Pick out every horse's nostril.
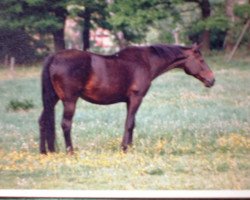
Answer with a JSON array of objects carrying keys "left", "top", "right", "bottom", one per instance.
[
  {"left": 210, "top": 78, "right": 215, "bottom": 86},
  {"left": 206, "top": 78, "right": 215, "bottom": 87},
  {"left": 204, "top": 78, "right": 215, "bottom": 87}
]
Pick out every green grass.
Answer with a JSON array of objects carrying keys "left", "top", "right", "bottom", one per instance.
[{"left": 0, "top": 55, "right": 249, "bottom": 189}]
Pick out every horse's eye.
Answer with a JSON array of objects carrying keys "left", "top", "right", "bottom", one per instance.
[{"left": 194, "top": 49, "right": 199, "bottom": 54}]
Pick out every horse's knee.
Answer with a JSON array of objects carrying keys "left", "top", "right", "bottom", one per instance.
[
  {"left": 127, "top": 120, "right": 135, "bottom": 133},
  {"left": 61, "top": 119, "right": 71, "bottom": 133}
]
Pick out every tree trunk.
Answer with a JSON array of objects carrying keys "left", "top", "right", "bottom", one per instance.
[
  {"left": 53, "top": 28, "right": 65, "bottom": 52},
  {"left": 248, "top": 27, "right": 250, "bottom": 50},
  {"left": 115, "top": 31, "right": 128, "bottom": 49},
  {"left": 52, "top": 7, "right": 67, "bottom": 52},
  {"left": 82, "top": 8, "right": 91, "bottom": 51},
  {"left": 248, "top": 0, "right": 250, "bottom": 50},
  {"left": 227, "top": 19, "right": 250, "bottom": 61},
  {"left": 199, "top": 0, "right": 211, "bottom": 52},
  {"left": 224, "top": 0, "right": 236, "bottom": 52},
  {"left": 201, "top": 30, "right": 210, "bottom": 52}
]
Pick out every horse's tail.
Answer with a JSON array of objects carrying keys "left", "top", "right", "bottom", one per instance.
[
  {"left": 39, "top": 55, "right": 58, "bottom": 154},
  {"left": 41, "top": 55, "right": 58, "bottom": 110}
]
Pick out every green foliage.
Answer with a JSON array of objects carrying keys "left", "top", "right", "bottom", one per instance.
[
  {"left": 7, "top": 99, "right": 34, "bottom": 111},
  {"left": 230, "top": 4, "right": 250, "bottom": 49},
  {"left": 0, "top": 0, "right": 249, "bottom": 60},
  {"left": 0, "top": 0, "right": 69, "bottom": 63},
  {"left": 205, "top": 15, "right": 229, "bottom": 31},
  {"left": 191, "top": 15, "right": 229, "bottom": 33},
  {"left": 107, "top": 0, "right": 180, "bottom": 43},
  {"left": 22, "top": 0, "right": 68, "bottom": 34},
  {"left": 145, "top": 168, "right": 164, "bottom": 176},
  {"left": 234, "top": 4, "right": 250, "bottom": 20},
  {"left": 187, "top": 2, "right": 229, "bottom": 50},
  {"left": 0, "top": 0, "right": 68, "bottom": 32}
]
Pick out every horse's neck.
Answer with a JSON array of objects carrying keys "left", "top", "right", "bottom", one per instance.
[{"left": 150, "top": 55, "right": 186, "bottom": 80}]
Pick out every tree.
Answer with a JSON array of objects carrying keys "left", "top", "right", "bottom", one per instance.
[
  {"left": 227, "top": 1, "right": 250, "bottom": 60},
  {"left": 71, "top": 0, "right": 110, "bottom": 50},
  {"left": 0, "top": 28, "right": 36, "bottom": 65},
  {"left": 0, "top": 0, "right": 37, "bottom": 64},
  {"left": 24, "top": 0, "right": 69, "bottom": 51},
  {"left": 198, "top": 0, "right": 211, "bottom": 51},
  {"left": 185, "top": 0, "right": 229, "bottom": 51},
  {"left": 224, "top": 0, "right": 236, "bottom": 52},
  {"left": 224, "top": 0, "right": 250, "bottom": 53},
  {"left": 107, "top": 0, "right": 180, "bottom": 48},
  {"left": 0, "top": 0, "right": 69, "bottom": 53},
  {"left": 186, "top": 0, "right": 211, "bottom": 51}
]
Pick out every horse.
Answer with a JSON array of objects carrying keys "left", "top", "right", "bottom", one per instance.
[{"left": 38, "top": 43, "right": 215, "bottom": 154}]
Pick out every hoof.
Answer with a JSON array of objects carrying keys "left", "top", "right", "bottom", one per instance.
[
  {"left": 40, "top": 151, "right": 47, "bottom": 155},
  {"left": 66, "top": 147, "right": 74, "bottom": 155},
  {"left": 122, "top": 146, "right": 128, "bottom": 153},
  {"left": 121, "top": 143, "right": 133, "bottom": 153},
  {"left": 121, "top": 142, "right": 128, "bottom": 152}
]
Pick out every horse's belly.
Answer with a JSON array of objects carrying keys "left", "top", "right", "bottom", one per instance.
[{"left": 81, "top": 87, "right": 127, "bottom": 105}]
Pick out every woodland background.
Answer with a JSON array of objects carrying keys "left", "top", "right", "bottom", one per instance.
[{"left": 0, "top": 0, "right": 250, "bottom": 66}]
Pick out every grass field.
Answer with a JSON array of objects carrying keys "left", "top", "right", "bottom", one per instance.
[{"left": 0, "top": 55, "right": 249, "bottom": 189}]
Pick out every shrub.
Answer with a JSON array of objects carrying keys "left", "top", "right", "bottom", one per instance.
[{"left": 7, "top": 99, "right": 34, "bottom": 111}]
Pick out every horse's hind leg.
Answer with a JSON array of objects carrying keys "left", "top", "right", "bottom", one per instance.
[
  {"left": 39, "top": 111, "right": 47, "bottom": 154},
  {"left": 39, "top": 97, "right": 58, "bottom": 154},
  {"left": 61, "top": 99, "right": 77, "bottom": 154}
]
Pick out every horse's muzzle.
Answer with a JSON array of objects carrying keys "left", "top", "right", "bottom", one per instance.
[{"left": 204, "top": 78, "right": 215, "bottom": 88}]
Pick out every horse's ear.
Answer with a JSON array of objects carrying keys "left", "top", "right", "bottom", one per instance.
[
  {"left": 192, "top": 42, "right": 202, "bottom": 51},
  {"left": 192, "top": 43, "right": 198, "bottom": 48}
]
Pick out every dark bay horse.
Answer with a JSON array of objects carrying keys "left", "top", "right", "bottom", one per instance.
[{"left": 39, "top": 43, "right": 215, "bottom": 154}]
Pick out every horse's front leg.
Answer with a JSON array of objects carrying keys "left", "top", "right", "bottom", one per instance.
[
  {"left": 61, "top": 99, "right": 77, "bottom": 154},
  {"left": 122, "top": 93, "right": 143, "bottom": 152}
]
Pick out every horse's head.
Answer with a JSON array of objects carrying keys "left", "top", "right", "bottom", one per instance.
[{"left": 182, "top": 43, "right": 215, "bottom": 88}]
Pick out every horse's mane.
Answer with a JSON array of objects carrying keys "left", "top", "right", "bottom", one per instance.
[
  {"left": 150, "top": 44, "right": 189, "bottom": 61},
  {"left": 105, "top": 44, "right": 190, "bottom": 61}
]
